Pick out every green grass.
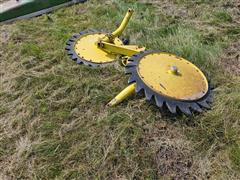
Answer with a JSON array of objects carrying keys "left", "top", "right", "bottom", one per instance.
[
  {"left": 0, "top": 0, "right": 240, "bottom": 179},
  {"left": 230, "top": 143, "right": 240, "bottom": 170}
]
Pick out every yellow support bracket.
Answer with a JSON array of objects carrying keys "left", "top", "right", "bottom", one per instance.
[
  {"left": 98, "top": 8, "right": 145, "bottom": 57},
  {"left": 99, "top": 41, "right": 145, "bottom": 57}
]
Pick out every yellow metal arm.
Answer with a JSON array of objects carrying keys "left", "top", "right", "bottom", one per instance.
[
  {"left": 99, "top": 41, "right": 145, "bottom": 57},
  {"left": 102, "top": 8, "right": 134, "bottom": 42},
  {"left": 107, "top": 83, "right": 136, "bottom": 106},
  {"left": 98, "top": 9, "right": 145, "bottom": 57},
  {"left": 99, "top": 9, "right": 139, "bottom": 106}
]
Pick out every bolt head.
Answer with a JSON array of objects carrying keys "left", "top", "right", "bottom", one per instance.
[{"left": 170, "top": 65, "right": 179, "bottom": 75}]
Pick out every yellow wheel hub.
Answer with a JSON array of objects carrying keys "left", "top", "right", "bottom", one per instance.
[
  {"left": 137, "top": 52, "right": 208, "bottom": 101},
  {"left": 74, "top": 32, "right": 123, "bottom": 64}
]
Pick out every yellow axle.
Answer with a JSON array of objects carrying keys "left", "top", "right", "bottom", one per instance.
[{"left": 107, "top": 83, "right": 136, "bottom": 106}]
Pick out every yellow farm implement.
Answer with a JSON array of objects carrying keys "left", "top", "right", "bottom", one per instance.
[{"left": 66, "top": 9, "right": 212, "bottom": 115}]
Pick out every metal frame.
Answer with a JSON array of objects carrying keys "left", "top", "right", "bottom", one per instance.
[{"left": 0, "top": 0, "right": 87, "bottom": 23}]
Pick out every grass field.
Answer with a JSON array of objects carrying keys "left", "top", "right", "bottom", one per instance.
[{"left": 0, "top": 0, "right": 240, "bottom": 179}]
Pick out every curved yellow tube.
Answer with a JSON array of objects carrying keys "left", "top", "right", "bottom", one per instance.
[
  {"left": 111, "top": 8, "right": 134, "bottom": 39},
  {"left": 101, "top": 8, "right": 134, "bottom": 42}
]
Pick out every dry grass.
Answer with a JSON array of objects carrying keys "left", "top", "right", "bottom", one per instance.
[
  {"left": 0, "top": 0, "right": 240, "bottom": 179},
  {"left": 220, "top": 40, "right": 240, "bottom": 76}
]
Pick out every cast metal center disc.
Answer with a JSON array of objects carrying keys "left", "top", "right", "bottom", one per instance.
[
  {"left": 137, "top": 52, "right": 209, "bottom": 101},
  {"left": 74, "top": 33, "right": 123, "bottom": 64}
]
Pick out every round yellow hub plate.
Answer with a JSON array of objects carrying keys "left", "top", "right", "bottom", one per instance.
[
  {"left": 137, "top": 52, "right": 209, "bottom": 101},
  {"left": 74, "top": 33, "right": 123, "bottom": 64}
]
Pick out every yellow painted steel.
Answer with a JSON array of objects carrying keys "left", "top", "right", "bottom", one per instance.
[
  {"left": 73, "top": 8, "right": 210, "bottom": 107},
  {"left": 107, "top": 83, "right": 136, "bottom": 106},
  {"left": 111, "top": 9, "right": 134, "bottom": 39},
  {"left": 100, "top": 41, "right": 145, "bottom": 57},
  {"left": 101, "top": 8, "right": 134, "bottom": 42},
  {"left": 74, "top": 33, "right": 123, "bottom": 63},
  {"left": 137, "top": 53, "right": 209, "bottom": 101}
]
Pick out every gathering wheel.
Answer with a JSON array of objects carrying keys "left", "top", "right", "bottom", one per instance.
[
  {"left": 126, "top": 50, "right": 213, "bottom": 115},
  {"left": 65, "top": 29, "right": 123, "bottom": 67}
]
